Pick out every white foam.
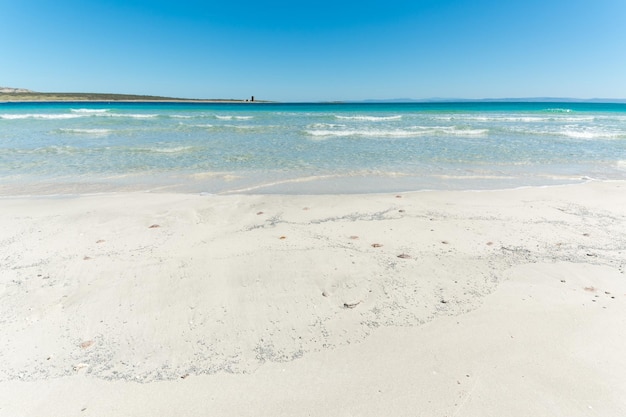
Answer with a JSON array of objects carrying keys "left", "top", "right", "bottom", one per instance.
[
  {"left": 436, "top": 115, "right": 595, "bottom": 123},
  {"left": 335, "top": 115, "right": 402, "bottom": 121},
  {"left": 70, "top": 108, "right": 110, "bottom": 113},
  {"left": 557, "top": 116, "right": 595, "bottom": 122},
  {"left": 135, "top": 146, "right": 194, "bottom": 153},
  {"left": 223, "top": 125, "right": 257, "bottom": 129},
  {"left": 215, "top": 115, "right": 253, "bottom": 120},
  {"left": 0, "top": 113, "right": 87, "bottom": 120},
  {"left": 104, "top": 113, "right": 158, "bottom": 119},
  {"left": 495, "top": 116, "right": 546, "bottom": 122},
  {"left": 559, "top": 129, "right": 622, "bottom": 139},
  {"left": 305, "top": 127, "right": 488, "bottom": 138},
  {"left": 597, "top": 115, "right": 626, "bottom": 122},
  {"left": 544, "top": 108, "right": 572, "bottom": 113},
  {"left": 308, "top": 123, "right": 346, "bottom": 128},
  {"left": 443, "top": 127, "right": 489, "bottom": 136},
  {"left": 58, "top": 128, "right": 113, "bottom": 135},
  {"left": 0, "top": 111, "right": 158, "bottom": 120}
]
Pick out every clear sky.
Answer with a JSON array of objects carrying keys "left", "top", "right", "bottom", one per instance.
[{"left": 2, "top": 0, "right": 625, "bottom": 102}]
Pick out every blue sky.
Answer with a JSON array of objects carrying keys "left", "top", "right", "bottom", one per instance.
[{"left": 2, "top": 0, "right": 625, "bottom": 101}]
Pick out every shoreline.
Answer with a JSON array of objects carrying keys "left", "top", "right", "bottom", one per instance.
[
  {"left": 1, "top": 181, "right": 625, "bottom": 415},
  {"left": 0, "top": 177, "right": 595, "bottom": 199},
  {"left": 0, "top": 171, "right": 600, "bottom": 199}
]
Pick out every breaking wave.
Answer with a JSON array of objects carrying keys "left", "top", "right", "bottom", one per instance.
[
  {"left": 57, "top": 128, "right": 113, "bottom": 135},
  {"left": 543, "top": 108, "right": 573, "bottom": 113},
  {"left": 0, "top": 112, "right": 157, "bottom": 120},
  {"left": 215, "top": 115, "right": 254, "bottom": 120},
  {"left": 0, "top": 113, "right": 87, "bottom": 120},
  {"left": 104, "top": 113, "right": 158, "bottom": 119},
  {"left": 334, "top": 115, "right": 402, "bottom": 121},
  {"left": 70, "top": 108, "right": 110, "bottom": 114},
  {"left": 306, "top": 126, "right": 488, "bottom": 138},
  {"left": 434, "top": 115, "right": 596, "bottom": 123},
  {"left": 558, "top": 129, "right": 623, "bottom": 139},
  {"left": 132, "top": 146, "right": 195, "bottom": 154}
]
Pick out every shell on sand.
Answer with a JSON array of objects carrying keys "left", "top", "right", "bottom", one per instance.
[{"left": 79, "top": 340, "right": 94, "bottom": 349}]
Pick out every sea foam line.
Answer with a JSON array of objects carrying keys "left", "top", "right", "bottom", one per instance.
[
  {"left": 0, "top": 112, "right": 158, "bottom": 120},
  {"left": 308, "top": 123, "right": 346, "bottom": 128},
  {"left": 0, "top": 113, "right": 88, "bottom": 120},
  {"left": 102, "top": 113, "right": 158, "bottom": 119},
  {"left": 434, "top": 115, "right": 596, "bottom": 123},
  {"left": 305, "top": 127, "right": 488, "bottom": 138},
  {"left": 132, "top": 146, "right": 195, "bottom": 154},
  {"left": 558, "top": 129, "right": 624, "bottom": 139},
  {"left": 70, "top": 108, "right": 110, "bottom": 113},
  {"left": 215, "top": 115, "right": 254, "bottom": 120},
  {"left": 543, "top": 108, "right": 573, "bottom": 113},
  {"left": 58, "top": 128, "right": 113, "bottom": 135},
  {"left": 335, "top": 115, "right": 402, "bottom": 121}
]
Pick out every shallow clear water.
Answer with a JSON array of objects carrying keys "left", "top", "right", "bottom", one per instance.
[{"left": 1, "top": 101, "right": 626, "bottom": 194}]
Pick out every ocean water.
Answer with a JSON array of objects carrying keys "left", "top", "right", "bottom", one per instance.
[{"left": 1, "top": 101, "right": 626, "bottom": 195}]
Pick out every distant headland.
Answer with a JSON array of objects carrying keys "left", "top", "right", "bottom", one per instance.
[{"left": 0, "top": 87, "right": 263, "bottom": 103}]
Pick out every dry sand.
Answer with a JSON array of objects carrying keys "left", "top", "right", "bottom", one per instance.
[{"left": 1, "top": 181, "right": 625, "bottom": 416}]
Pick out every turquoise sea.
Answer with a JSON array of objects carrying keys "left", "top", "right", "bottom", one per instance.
[{"left": 1, "top": 101, "right": 626, "bottom": 195}]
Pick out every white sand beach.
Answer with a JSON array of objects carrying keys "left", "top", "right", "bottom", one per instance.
[{"left": 1, "top": 181, "right": 625, "bottom": 416}]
